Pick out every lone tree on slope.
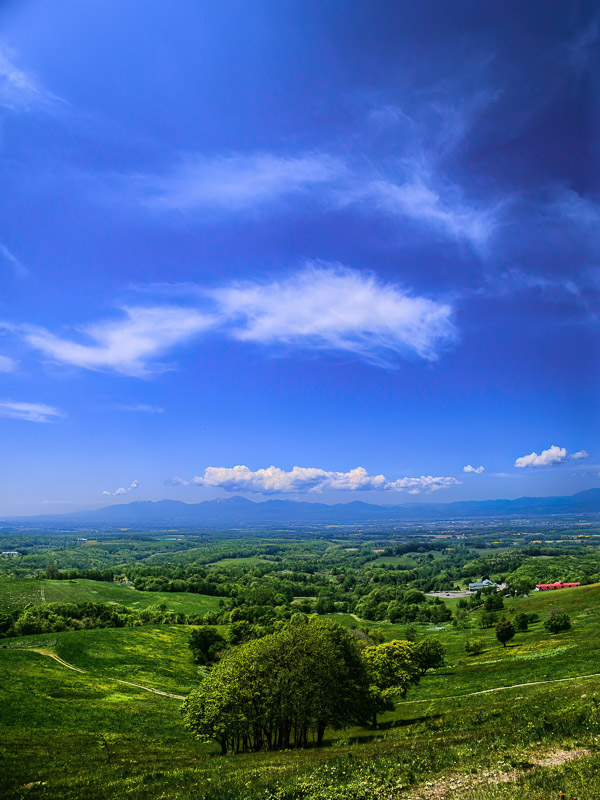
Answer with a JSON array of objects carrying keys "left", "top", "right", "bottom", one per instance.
[{"left": 495, "top": 619, "right": 515, "bottom": 647}]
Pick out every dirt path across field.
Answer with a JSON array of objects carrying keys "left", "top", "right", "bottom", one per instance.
[
  {"left": 409, "top": 747, "right": 591, "bottom": 799},
  {"left": 32, "top": 649, "right": 86, "bottom": 673},
  {"left": 111, "top": 679, "right": 185, "bottom": 700},
  {"left": 399, "top": 670, "right": 600, "bottom": 705},
  {"left": 30, "top": 648, "right": 185, "bottom": 700}
]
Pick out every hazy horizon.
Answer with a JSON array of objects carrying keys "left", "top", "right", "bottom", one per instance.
[{"left": 2, "top": 485, "right": 599, "bottom": 521}]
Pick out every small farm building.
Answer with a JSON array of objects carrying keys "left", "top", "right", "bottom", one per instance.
[
  {"left": 468, "top": 579, "right": 498, "bottom": 591},
  {"left": 535, "top": 581, "right": 580, "bottom": 591}
]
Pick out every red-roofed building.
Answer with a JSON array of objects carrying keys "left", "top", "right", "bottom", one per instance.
[{"left": 535, "top": 581, "right": 580, "bottom": 591}]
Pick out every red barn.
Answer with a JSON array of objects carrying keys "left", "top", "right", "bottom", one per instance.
[{"left": 535, "top": 581, "right": 580, "bottom": 591}]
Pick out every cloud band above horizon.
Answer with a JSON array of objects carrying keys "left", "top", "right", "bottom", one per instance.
[{"left": 169, "top": 465, "right": 461, "bottom": 495}]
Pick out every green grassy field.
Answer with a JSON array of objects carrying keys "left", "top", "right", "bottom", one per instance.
[
  {"left": 0, "top": 578, "right": 222, "bottom": 615},
  {"left": 365, "top": 556, "right": 417, "bottom": 567},
  {"left": 207, "top": 557, "right": 273, "bottom": 567},
  {"left": 2, "top": 584, "right": 600, "bottom": 799},
  {"left": 359, "top": 583, "right": 600, "bottom": 700}
]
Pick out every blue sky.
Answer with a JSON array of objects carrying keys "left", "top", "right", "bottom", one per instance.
[{"left": 0, "top": 0, "right": 598, "bottom": 514}]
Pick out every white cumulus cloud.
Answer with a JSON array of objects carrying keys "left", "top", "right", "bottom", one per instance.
[
  {"left": 514, "top": 446, "right": 590, "bottom": 468},
  {"left": 514, "top": 445, "right": 569, "bottom": 468},
  {"left": 463, "top": 464, "right": 485, "bottom": 473},
  {"left": 211, "top": 264, "right": 456, "bottom": 366},
  {"left": 0, "top": 399, "right": 64, "bottom": 423},
  {"left": 169, "top": 465, "right": 460, "bottom": 495},
  {"left": 103, "top": 480, "right": 139, "bottom": 497},
  {"left": 384, "top": 475, "right": 462, "bottom": 494}
]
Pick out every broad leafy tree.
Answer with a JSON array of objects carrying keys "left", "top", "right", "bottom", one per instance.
[
  {"left": 182, "top": 619, "right": 370, "bottom": 753},
  {"left": 544, "top": 609, "right": 571, "bottom": 633},
  {"left": 514, "top": 612, "right": 529, "bottom": 632},
  {"left": 188, "top": 626, "right": 226, "bottom": 665},
  {"left": 362, "top": 640, "right": 420, "bottom": 726},
  {"left": 413, "top": 638, "right": 445, "bottom": 675},
  {"left": 465, "top": 637, "right": 484, "bottom": 655},
  {"left": 495, "top": 619, "right": 515, "bottom": 647}
]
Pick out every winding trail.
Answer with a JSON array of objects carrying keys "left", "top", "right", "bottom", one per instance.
[
  {"left": 30, "top": 648, "right": 185, "bottom": 700},
  {"left": 26, "top": 648, "right": 600, "bottom": 708},
  {"left": 32, "top": 649, "right": 85, "bottom": 673},
  {"left": 398, "top": 670, "right": 600, "bottom": 705},
  {"left": 111, "top": 679, "right": 184, "bottom": 700}
]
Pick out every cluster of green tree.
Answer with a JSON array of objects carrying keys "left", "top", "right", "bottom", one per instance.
[
  {"left": 42, "top": 565, "right": 115, "bottom": 582},
  {"left": 354, "top": 588, "right": 453, "bottom": 623},
  {"left": 0, "top": 601, "right": 192, "bottom": 638},
  {"left": 182, "top": 618, "right": 444, "bottom": 754},
  {"left": 459, "top": 551, "right": 527, "bottom": 584},
  {"left": 464, "top": 608, "right": 571, "bottom": 656},
  {"left": 544, "top": 608, "right": 572, "bottom": 633},
  {"left": 495, "top": 609, "right": 571, "bottom": 646},
  {"left": 2, "top": 532, "right": 597, "bottom": 636},
  {"left": 505, "top": 552, "right": 600, "bottom": 588}
]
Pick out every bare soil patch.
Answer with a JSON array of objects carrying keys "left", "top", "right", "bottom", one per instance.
[{"left": 408, "top": 748, "right": 591, "bottom": 799}]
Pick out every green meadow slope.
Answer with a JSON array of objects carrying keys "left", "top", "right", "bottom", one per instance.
[
  {"left": 1, "top": 585, "right": 600, "bottom": 799},
  {"left": 0, "top": 578, "right": 221, "bottom": 615}
]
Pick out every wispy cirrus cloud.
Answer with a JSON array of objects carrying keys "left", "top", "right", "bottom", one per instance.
[
  {"left": 0, "top": 244, "right": 28, "bottom": 279},
  {"left": 514, "top": 445, "right": 589, "bottom": 468},
  {"left": 138, "top": 152, "right": 343, "bottom": 213},
  {"left": 484, "top": 268, "right": 580, "bottom": 298},
  {"left": 211, "top": 264, "right": 456, "bottom": 366},
  {"left": 553, "top": 190, "right": 600, "bottom": 243},
  {"left": 125, "top": 122, "right": 499, "bottom": 250},
  {"left": 102, "top": 479, "right": 139, "bottom": 497},
  {"left": 566, "top": 14, "right": 599, "bottom": 73},
  {"left": 21, "top": 306, "right": 216, "bottom": 377},
  {"left": 13, "top": 264, "right": 456, "bottom": 373},
  {"left": 351, "top": 177, "right": 495, "bottom": 250},
  {"left": 0, "top": 355, "right": 17, "bottom": 372},
  {"left": 104, "top": 403, "right": 165, "bottom": 414},
  {"left": 0, "top": 399, "right": 64, "bottom": 423},
  {"left": 0, "top": 46, "right": 63, "bottom": 111},
  {"left": 169, "top": 465, "right": 461, "bottom": 495}
]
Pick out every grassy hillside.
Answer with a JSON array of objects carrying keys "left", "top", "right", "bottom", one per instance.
[
  {"left": 50, "top": 625, "right": 201, "bottom": 695},
  {"left": 0, "top": 578, "right": 221, "bottom": 615},
  {"left": 2, "top": 584, "right": 600, "bottom": 799},
  {"left": 324, "top": 583, "right": 600, "bottom": 699}
]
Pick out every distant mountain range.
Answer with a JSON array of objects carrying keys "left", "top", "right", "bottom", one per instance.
[{"left": 2, "top": 488, "right": 599, "bottom": 528}]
